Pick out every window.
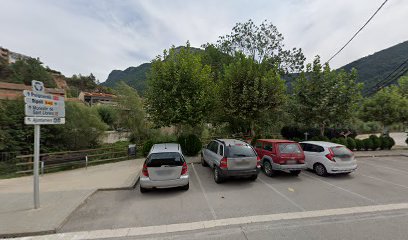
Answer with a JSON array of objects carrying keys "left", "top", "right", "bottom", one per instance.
[
  {"left": 208, "top": 141, "right": 219, "bottom": 153},
  {"left": 278, "top": 143, "right": 302, "bottom": 154},
  {"left": 263, "top": 143, "right": 273, "bottom": 151},
  {"left": 300, "top": 143, "right": 324, "bottom": 152},
  {"left": 219, "top": 145, "right": 224, "bottom": 156},
  {"left": 146, "top": 152, "right": 184, "bottom": 167},
  {"left": 331, "top": 146, "right": 352, "bottom": 157},
  {"left": 226, "top": 145, "right": 257, "bottom": 157},
  {"left": 255, "top": 141, "right": 263, "bottom": 149}
]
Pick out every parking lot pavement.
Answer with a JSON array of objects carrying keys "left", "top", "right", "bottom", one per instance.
[{"left": 60, "top": 156, "right": 408, "bottom": 235}]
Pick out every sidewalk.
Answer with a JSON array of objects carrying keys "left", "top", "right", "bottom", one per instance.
[
  {"left": 354, "top": 149, "right": 407, "bottom": 158},
  {"left": 0, "top": 159, "right": 144, "bottom": 238}
]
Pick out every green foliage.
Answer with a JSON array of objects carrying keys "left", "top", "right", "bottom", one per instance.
[
  {"left": 405, "top": 137, "right": 408, "bottom": 145},
  {"left": 379, "top": 136, "right": 389, "bottom": 150},
  {"left": 219, "top": 53, "right": 286, "bottom": 133},
  {"left": 398, "top": 75, "right": 408, "bottom": 97},
  {"left": 96, "top": 105, "right": 119, "bottom": 130},
  {"left": 330, "top": 138, "right": 339, "bottom": 144},
  {"left": 369, "top": 135, "right": 380, "bottom": 150},
  {"left": 355, "top": 139, "right": 363, "bottom": 151},
  {"left": 292, "top": 137, "right": 302, "bottom": 142},
  {"left": 310, "top": 136, "right": 329, "bottom": 141},
  {"left": 337, "top": 138, "right": 348, "bottom": 146},
  {"left": 65, "top": 73, "right": 109, "bottom": 97},
  {"left": 115, "top": 82, "right": 147, "bottom": 142},
  {"left": 362, "top": 138, "right": 373, "bottom": 151},
  {"left": 385, "top": 136, "right": 395, "bottom": 149},
  {"left": 360, "top": 86, "right": 408, "bottom": 128},
  {"left": 8, "top": 58, "right": 55, "bottom": 87},
  {"left": 346, "top": 138, "right": 356, "bottom": 150},
  {"left": 355, "top": 120, "right": 382, "bottom": 134},
  {"left": 142, "top": 133, "right": 178, "bottom": 156},
  {"left": 146, "top": 43, "right": 215, "bottom": 129},
  {"left": 215, "top": 19, "right": 305, "bottom": 74},
  {"left": 200, "top": 44, "right": 234, "bottom": 82},
  {"left": 292, "top": 56, "right": 362, "bottom": 136},
  {"left": 177, "top": 134, "right": 202, "bottom": 156}
]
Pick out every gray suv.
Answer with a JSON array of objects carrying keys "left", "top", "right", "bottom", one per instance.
[
  {"left": 140, "top": 143, "right": 189, "bottom": 193},
  {"left": 201, "top": 139, "right": 260, "bottom": 183}
]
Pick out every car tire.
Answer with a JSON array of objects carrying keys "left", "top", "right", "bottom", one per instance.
[
  {"left": 249, "top": 174, "right": 258, "bottom": 181},
  {"left": 201, "top": 154, "right": 208, "bottom": 167},
  {"left": 140, "top": 186, "right": 149, "bottom": 193},
  {"left": 181, "top": 183, "right": 189, "bottom": 190},
  {"left": 314, "top": 163, "right": 327, "bottom": 176},
  {"left": 290, "top": 170, "right": 301, "bottom": 176},
  {"left": 263, "top": 161, "right": 276, "bottom": 177},
  {"left": 214, "top": 167, "right": 224, "bottom": 184}
]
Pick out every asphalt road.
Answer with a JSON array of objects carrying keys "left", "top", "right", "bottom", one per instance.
[{"left": 60, "top": 156, "right": 408, "bottom": 239}]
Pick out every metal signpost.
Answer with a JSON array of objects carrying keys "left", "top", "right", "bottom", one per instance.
[{"left": 24, "top": 80, "right": 65, "bottom": 209}]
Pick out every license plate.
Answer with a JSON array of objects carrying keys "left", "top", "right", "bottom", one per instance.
[{"left": 287, "top": 160, "right": 296, "bottom": 164}]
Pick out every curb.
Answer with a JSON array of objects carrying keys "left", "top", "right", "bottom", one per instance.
[
  {"left": 355, "top": 154, "right": 408, "bottom": 158},
  {"left": 0, "top": 174, "right": 141, "bottom": 239}
]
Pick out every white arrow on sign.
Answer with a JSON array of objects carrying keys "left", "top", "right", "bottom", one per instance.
[
  {"left": 23, "top": 90, "right": 65, "bottom": 102},
  {"left": 25, "top": 104, "right": 65, "bottom": 117},
  {"left": 24, "top": 97, "right": 65, "bottom": 107},
  {"left": 25, "top": 117, "right": 65, "bottom": 125}
]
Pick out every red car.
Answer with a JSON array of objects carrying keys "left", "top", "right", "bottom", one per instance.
[{"left": 254, "top": 139, "right": 306, "bottom": 176}]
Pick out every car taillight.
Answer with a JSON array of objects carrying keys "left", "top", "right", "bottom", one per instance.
[
  {"left": 256, "top": 156, "right": 261, "bottom": 168},
  {"left": 220, "top": 157, "right": 228, "bottom": 169},
  {"left": 181, "top": 162, "right": 188, "bottom": 175},
  {"left": 326, "top": 148, "right": 335, "bottom": 162},
  {"left": 142, "top": 163, "right": 149, "bottom": 177}
]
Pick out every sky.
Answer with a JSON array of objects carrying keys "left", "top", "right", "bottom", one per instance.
[{"left": 1, "top": 0, "right": 408, "bottom": 82}]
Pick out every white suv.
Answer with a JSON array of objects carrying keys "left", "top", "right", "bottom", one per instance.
[
  {"left": 139, "top": 143, "right": 189, "bottom": 193},
  {"left": 300, "top": 141, "right": 357, "bottom": 176}
]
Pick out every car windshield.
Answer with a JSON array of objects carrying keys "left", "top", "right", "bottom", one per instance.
[
  {"left": 278, "top": 143, "right": 302, "bottom": 154},
  {"left": 147, "top": 152, "right": 184, "bottom": 167},
  {"left": 226, "top": 145, "right": 256, "bottom": 158},
  {"left": 331, "top": 146, "right": 353, "bottom": 157}
]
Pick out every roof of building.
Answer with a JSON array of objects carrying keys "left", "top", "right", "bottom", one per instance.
[
  {"left": 149, "top": 143, "right": 182, "bottom": 154},
  {"left": 300, "top": 141, "right": 343, "bottom": 147},
  {"left": 81, "top": 92, "right": 116, "bottom": 98}
]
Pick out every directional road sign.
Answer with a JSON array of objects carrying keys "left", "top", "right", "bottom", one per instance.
[
  {"left": 25, "top": 104, "right": 65, "bottom": 117},
  {"left": 24, "top": 97, "right": 65, "bottom": 107},
  {"left": 25, "top": 117, "right": 65, "bottom": 125},
  {"left": 23, "top": 90, "right": 65, "bottom": 101}
]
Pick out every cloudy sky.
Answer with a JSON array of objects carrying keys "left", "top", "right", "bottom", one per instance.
[{"left": 1, "top": 0, "right": 407, "bottom": 82}]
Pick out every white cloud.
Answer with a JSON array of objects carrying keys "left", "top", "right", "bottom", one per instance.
[{"left": 1, "top": 0, "right": 407, "bottom": 82}]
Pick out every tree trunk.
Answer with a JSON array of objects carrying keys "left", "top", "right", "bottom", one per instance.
[{"left": 320, "top": 123, "right": 325, "bottom": 137}]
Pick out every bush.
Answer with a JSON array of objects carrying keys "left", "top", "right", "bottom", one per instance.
[
  {"left": 292, "top": 137, "right": 302, "bottom": 142},
  {"left": 369, "top": 135, "right": 380, "bottom": 150},
  {"left": 178, "top": 134, "right": 202, "bottom": 156},
  {"left": 406, "top": 137, "right": 408, "bottom": 145},
  {"left": 330, "top": 138, "right": 338, "bottom": 144},
  {"left": 346, "top": 138, "right": 356, "bottom": 150},
  {"left": 379, "top": 136, "right": 388, "bottom": 150},
  {"left": 382, "top": 136, "right": 395, "bottom": 150},
  {"left": 362, "top": 138, "right": 373, "bottom": 151},
  {"left": 337, "top": 138, "right": 347, "bottom": 146},
  {"left": 355, "top": 139, "right": 363, "bottom": 151}
]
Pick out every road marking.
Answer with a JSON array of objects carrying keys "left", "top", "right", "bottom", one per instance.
[
  {"left": 20, "top": 203, "right": 408, "bottom": 240},
  {"left": 301, "top": 172, "right": 376, "bottom": 203},
  {"left": 258, "top": 178, "right": 305, "bottom": 211},
  {"left": 359, "top": 173, "right": 408, "bottom": 190},
  {"left": 191, "top": 163, "right": 217, "bottom": 220},
  {"left": 359, "top": 161, "right": 408, "bottom": 175},
  {"left": 288, "top": 187, "right": 294, "bottom": 192}
]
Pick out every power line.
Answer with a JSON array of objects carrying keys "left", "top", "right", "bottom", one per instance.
[{"left": 326, "top": 0, "right": 389, "bottom": 63}]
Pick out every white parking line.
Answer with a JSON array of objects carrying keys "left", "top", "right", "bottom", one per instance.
[
  {"left": 359, "top": 161, "right": 408, "bottom": 175},
  {"left": 359, "top": 173, "right": 408, "bottom": 190},
  {"left": 258, "top": 178, "right": 305, "bottom": 211},
  {"left": 301, "top": 172, "right": 376, "bottom": 203},
  {"left": 19, "top": 203, "right": 408, "bottom": 240},
  {"left": 191, "top": 163, "right": 217, "bottom": 220}
]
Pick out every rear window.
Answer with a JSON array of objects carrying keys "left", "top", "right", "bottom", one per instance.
[
  {"left": 146, "top": 152, "right": 184, "bottom": 167},
  {"left": 226, "top": 145, "right": 257, "bottom": 158},
  {"left": 278, "top": 143, "right": 302, "bottom": 154},
  {"left": 331, "top": 146, "right": 352, "bottom": 157}
]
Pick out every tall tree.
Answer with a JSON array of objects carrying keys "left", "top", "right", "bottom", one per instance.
[
  {"left": 9, "top": 58, "right": 55, "bottom": 87},
  {"left": 216, "top": 19, "right": 305, "bottom": 74},
  {"left": 292, "top": 56, "right": 362, "bottom": 136},
  {"left": 218, "top": 53, "right": 286, "bottom": 135},
  {"left": 146, "top": 43, "right": 215, "bottom": 132}
]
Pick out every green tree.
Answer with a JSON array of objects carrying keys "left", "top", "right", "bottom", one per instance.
[
  {"left": 115, "top": 82, "right": 147, "bottom": 141},
  {"left": 398, "top": 75, "right": 408, "bottom": 97},
  {"left": 9, "top": 58, "right": 55, "bottom": 87},
  {"left": 146, "top": 43, "right": 215, "bottom": 132},
  {"left": 292, "top": 56, "right": 362, "bottom": 136},
  {"left": 360, "top": 86, "right": 408, "bottom": 133},
  {"left": 219, "top": 53, "right": 286, "bottom": 134},
  {"left": 96, "top": 105, "right": 119, "bottom": 130},
  {"left": 216, "top": 19, "right": 305, "bottom": 74}
]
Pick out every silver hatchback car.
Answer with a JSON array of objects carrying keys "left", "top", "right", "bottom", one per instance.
[{"left": 139, "top": 143, "right": 189, "bottom": 193}]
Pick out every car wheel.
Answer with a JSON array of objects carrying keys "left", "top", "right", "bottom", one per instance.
[
  {"left": 314, "top": 163, "right": 327, "bottom": 176},
  {"left": 263, "top": 161, "right": 275, "bottom": 177},
  {"left": 181, "top": 183, "right": 189, "bottom": 190},
  {"left": 290, "top": 170, "right": 301, "bottom": 176},
  {"left": 140, "top": 185, "right": 149, "bottom": 193},
  {"left": 201, "top": 154, "right": 208, "bottom": 167},
  {"left": 249, "top": 174, "right": 258, "bottom": 181},
  {"left": 214, "top": 167, "right": 224, "bottom": 184}
]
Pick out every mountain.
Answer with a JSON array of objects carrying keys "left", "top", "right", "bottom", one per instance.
[
  {"left": 339, "top": 40, "right": 408, "bottom": 94},
  {"left": 102, "top": 42, "right": 408, "bottom": 96}
]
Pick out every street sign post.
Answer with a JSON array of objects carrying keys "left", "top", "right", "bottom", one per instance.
[{"left": 25, "top": 80, "right": 65, "bottom": 209}]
